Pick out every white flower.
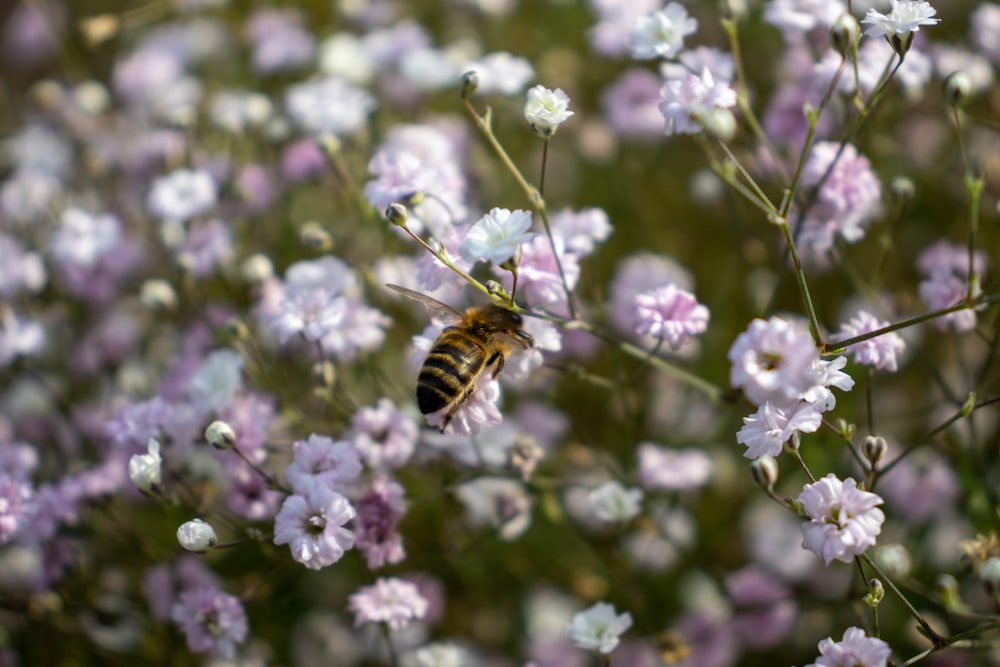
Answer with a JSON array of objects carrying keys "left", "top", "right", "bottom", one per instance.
[
  {"left": 463, "top": 52, "right": 534, "bottom": 95},
  {"left": 188, "top": 349, "right": 244, "bottom": 413},
  {"left": 588, "top": 481, "right": 643, "bottom": 523},
  {"left": 799, "top": 475, "right": 885, "bottom": 565},
  {"left": 861, "top": 0, "right": 940, "bottom": 37},
  {"left": 630, "top": 3, "right": 698, "bottom": 60},
  {"left": 285, "top": 76, "right": 375, "bottom": 137},
  {"left": 147, "top": 168, "right": 217, "bottom": 222},
  {"left": 567, "top": 601, "right": 633, "bottom": 654},
  {"left": 524, "top": 85, "right": 574, "bottom": 137},
  {"left": 460, "top": 208, "right": 538, "bottom": 265},
  {"left": 177, "top": 518, "right": 218, "bottom": 552},
  {"left": 128, "top": 438, "right": 162, "bottom": 493},
  {"left": 659, "top": 68, "right": 737, "bottom": 136}
]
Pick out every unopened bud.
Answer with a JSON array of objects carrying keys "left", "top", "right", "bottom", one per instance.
[
  {"left": 936, "top": 574, "right": 962, "bottom": 611},
  {"left": 223, "top": 317, "right": 249, "bottom": 341},
  {"left": 890, "top": 177, "right": 915, "bottom": 204},
  {"left": 830, "top": 14, "right": 860, "bottom": 55},
  {"left": 943, "top": 71, "right": 972, "bottom": 109},
  {"left": 385, "top": 203, "right": 408, "bottom": 227},
  {"left": 140, "top": 279, "right": 178, "bottom": 311},
  {"left": 205, "top": 420, "right": 237, "bottom": 449},
  {"left": 863, "top": 578, "right": 884, "bottom": 607},
  {"left": 981, "top": 557, "right": 1000, "bottom": 595},
  {"left": 862, "top": 435, "right": 888, "bottom": 467},
  {"left": 177, "top": 519, "right": 217, "bottom": 552},
  {"left": 318, "top": 134, "right": 342, "bottom": 160},
  {"left": 299, "top": 221, "right": 333, "bottom": 251},
  {"left": 836, "top": 419, "right": 856, "bottom": 440},
  {"left": 461, "top": 71, "right": 480, "bottom": 99},
  {"left": 80, "top": 14, "right": 120, "bottom": 47},
  {"left": 312, "top": 360, "right": 336, "bottom": 387},
  {"left": 128, "top": 438, "right": 162, "bottom": 494},
  {"left": 961, "top": 392, "right": 977, "bottom": 417},
  {"left": 241, "top": 253, "right": 274, "bottom": 284},
  {"left": 485, "top": 280, "right": 506, "bottom": 297},
  {"left": 875, "top": 544, "right": 912, "bottom": 578},
  {"left": 702, "top": 108, "right": 737, "bottom": 142},
  {"left": 750, "top": 455, "right": 779, "bottom": 490}
]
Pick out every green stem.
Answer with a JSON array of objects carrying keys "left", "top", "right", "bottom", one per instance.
[
  {"left": 778, "top": 222, "right": 823, "bottom": 345},
  {"left": 861, "top": 554, "right": 946, "bottom": 645}
]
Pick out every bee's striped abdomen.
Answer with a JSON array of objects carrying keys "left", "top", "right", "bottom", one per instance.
[{"left": 416, "top": 332, "right": 485, "bottom": 415}]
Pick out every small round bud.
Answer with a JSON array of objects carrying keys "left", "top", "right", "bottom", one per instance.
[
  {"left": 299, "top": 221, "right": 333, "bottom": 251},
  {"left": 981, "top": 557, "right": 1000, "bottom": 595},
  {"left": 461, "top": 71, "right": 480, "bottom": 99},
  {"left": 862, "top": 435, "right": 888, "bottom": 467},
  {"left": 140, "top": 279, "right": 178, "bottom": 311},
  {"left": 241, "top": 253, "right": 274, "bottom": 284},
  {"left": 80, "top": 14, "right": 120, "bottom": 47},
  {"left": 318, "top": 134, "right": 342, "bottom": 159},
  {"left": 702, "top": 108, "right": 736, "bottom": 142},
  {"left": 936, "top": 574, "right": 962, "bottom": 611},
  {"left": 485, "top": 280, "right": 505, "bottom": 297},
  {"left": 223, "top": 317, "right": 249, "bottom": 341},
  {"left": 863, "top": 578, "right": 884, "bottom": 607},
  {"left": 177, "top": 519, "right": 217, "bottom": 552},
  {"left": 312, "top": 360, "right": 336, "bottom": 387},
  {"left": 836, "top": 419, "right": 856, "bottom": 440},
  {"left": 750, "top": 455, "right": 779, "bottom": 490},
  {"left": 385, "top": 203, "right": 408, "bottom": 228},
  {"left": 73, "top": 81, "right": 111, "bottom": 115},
  {"left": 128, "top": 438, "right": 162, "bottom": 494},
  {"left": 874, "top": 544, "right": 912, "bottom": 578},
  {"left": 943, "top": 71, "right": 972, "bottom": 109},
  {"left": 830, "top": 14, "right": 860, "bottom": 55},
  {"left": 890, "top": 177, "right": 915, "bottom": 204},
  {"left": 205, "top": 420, "right": 237, "bottom": 449}
]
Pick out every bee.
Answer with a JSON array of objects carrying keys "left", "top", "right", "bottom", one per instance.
[{"left": 386, "top": 284, "right": 534, "bottom": 432}]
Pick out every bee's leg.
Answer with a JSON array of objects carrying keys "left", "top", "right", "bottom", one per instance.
[{"left": 487, "top": 351, "right": 505, "bottom": 378}]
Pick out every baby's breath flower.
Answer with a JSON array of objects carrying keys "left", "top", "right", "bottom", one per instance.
[
  {"left": 567, "top": 602, "right": 633, "bottom": 655},
  {"left": 460, "top": 208, "right": 538, "bottom": 265},
  {"left": 128, "top": 438, "right": 162, "bottom": 493},
  {"left": 523, "top": 85, "right": 574, "bottom": 137},
  {"left": 630, "top": 3, "right": 698, "bottom": 60},
  {"left": 862, "top": 0, "right": 940, "bottom": 57},
  {"left": 177, "top": 519, "right": 218, "bottom": 552}
]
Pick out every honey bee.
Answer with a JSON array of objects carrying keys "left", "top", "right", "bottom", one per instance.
[{"left": 386, "top": 284, "right": 534, "bottom": 432}]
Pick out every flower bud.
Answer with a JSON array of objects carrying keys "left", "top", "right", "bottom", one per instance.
[
  {"left": 241, "top": 253, "right": 274, "bottom": 283},
  {"left": 874, "top": 544, "right": 912, "bottom": 578},
  {"left": 702, "top": 108, "right": 737, "bottom": 143},
  {"left": 830, "top": 14, "right": 860, "bottom": 55},
  {"left": 205, "top": 420, "right": 237, "bottom": 449},
  {"left": 862, "top": 435, "right": 887, "bottom": 467},
  {"left": 943, "top": 71, "right": 972, "bottom": 109},
  {"left": 140, "top": 279, "right": 178, "bottom": 311},
  {"left": 982, "top": 557, "right": 1000, "bottom": 595},
  {"left": 461, "top": 71, "right": 480, "bottom": 99},
  {"left": 936, "top": 574, "right": 962, "bottom": 612},
  {"left": 177, "top": 519, "right": 217, "bottom": 552},
  {"left": 890, "top": 177, "right": 915, "bottom": 205},
  {"left": 863, "top": 578, "right": 884, "bottom": 607},
  {"left": 128, "top": 438, "right": 162, "bottom": 494},
  {"left": 299, "top": 221, "right": 333, "bottom": 251},
  {"left": 318, "top": 134, "right": 342, "bottom": 160},
  {"left": 385, "top": 203, "right": 408, "bottom": 228},
  {"left": 750, "top": 455, "right": 779, "bottom": 490}
]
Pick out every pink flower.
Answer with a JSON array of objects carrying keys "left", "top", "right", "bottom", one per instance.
[
  {"left": 736, "top": 400, "right": 823, "bottom": 459},
  {"left": 632, "top": 283, "right": 709, "bottom": 349},
  {"left": 353, "top": 476, "right": 407, "bottom": 569},
  {"left": 348, "top": 577, "right": 429, "bottom": 630},
  {"left": 636, "top": 444, "right": 712, "bottom": 491},
  {"left": 348, "top": 398, "right": 419, "bottom": 468},
  {"left": 171, "top": 587, "right": 248, "bottom": 659},
  {"left": 425, "top": 376, "right": 504, "bottom": 436},
  {"left": 835, "top": 310, "right": 906, "bottom": 372},
  {"left": 796, "top": 142, "right": 881, "bottom": 266},
  {"left": 284, "top": 434, "right": 362, "bottom": 494},
  {"left": 727, "top": 316, "right": 819, "bottom": 408},
  {"left": 799, "top": 475, "right": 885, "bottom": 565},
  {"left": 806, "top": 626, "right": 891, "bottom": 667},
  {"left": 917, "top": 240, "right": 988, "bottom": 332},
  {"left": 659, "top": 68, "right": 736, "bottom": 135},
  {"left": 273, "top": 486, "right": 356, "bottom": 570}
]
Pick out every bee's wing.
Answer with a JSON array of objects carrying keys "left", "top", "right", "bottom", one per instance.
[
  {"left": 385, "top": 284, "right": 466, "bottom": 325},
  {"left": 493, "top": 331, "right": 534, "bottom": 351}
]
